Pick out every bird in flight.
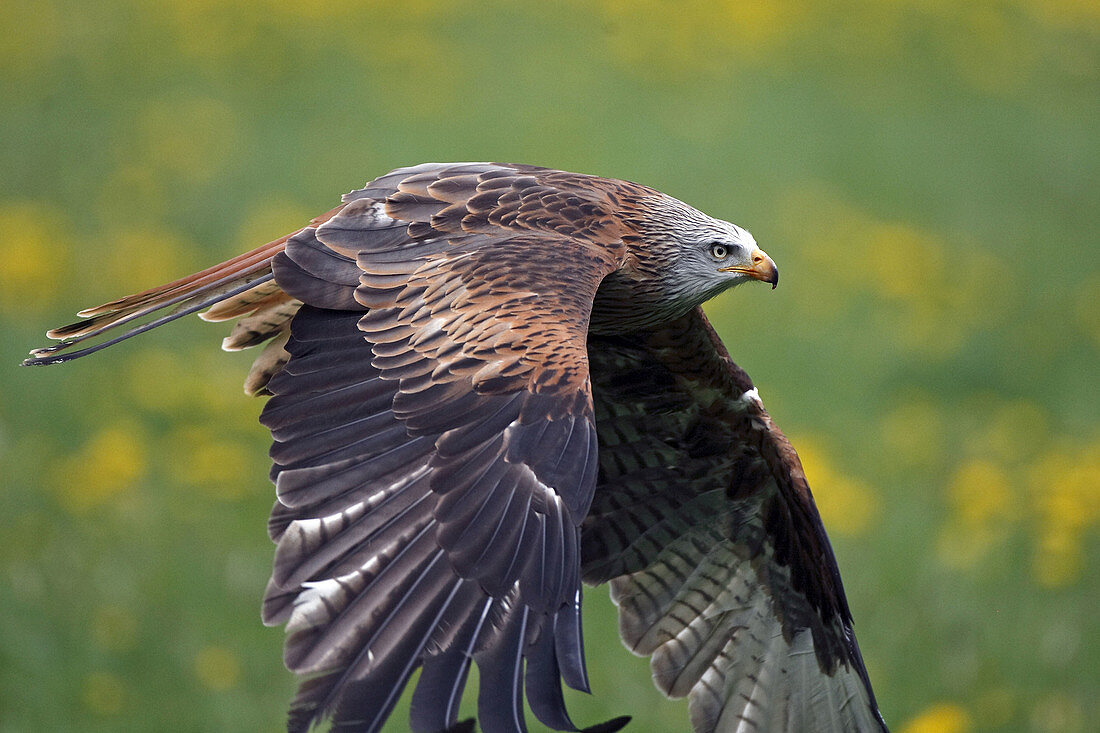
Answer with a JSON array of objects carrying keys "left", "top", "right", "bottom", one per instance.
[{"left": 26, "top": 163, "right": 888, "bottom": 733}]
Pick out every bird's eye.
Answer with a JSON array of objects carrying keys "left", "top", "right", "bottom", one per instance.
[{"left": 709, "top": 242, "right": 730, "bottom": 260}]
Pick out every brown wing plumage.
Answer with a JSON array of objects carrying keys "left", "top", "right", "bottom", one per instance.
[
  {"left": 259, "top": 163, "right": 629, "bottom": 732},
  {"left": 583, "top": 308, "right": 887, "bottom": 732},
  {"left": 27, "top": 163, "right": 640, "bottom": 732}
]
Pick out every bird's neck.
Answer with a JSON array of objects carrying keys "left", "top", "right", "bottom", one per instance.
[{"left": 589, "top": 270, "right": 718, "bottom": 335}]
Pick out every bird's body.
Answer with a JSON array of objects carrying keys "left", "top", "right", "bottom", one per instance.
[{"left": 27, "top": 163, "right": 887, "bottom": 733}]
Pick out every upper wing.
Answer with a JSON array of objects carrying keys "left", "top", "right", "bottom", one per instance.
[
  {"left": 259, "top": 163, "right": 629, "bottom": 732},
  {"left": 583, "top": 308, "right": 888, "bottom": 733}
]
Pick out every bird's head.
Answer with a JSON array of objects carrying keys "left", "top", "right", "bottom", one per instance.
[
  {"left": 591, "top": 194, "right": 779, "bottom": 333},
  {"left": 685, "top": 226, "right": 778, "bottom": 291},
  {"left": 633, "top": 196, "right": 778, "bottom": 304}
]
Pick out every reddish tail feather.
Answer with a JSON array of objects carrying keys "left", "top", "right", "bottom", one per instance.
[{"left": 24, "top": 205, "right": 344, "bottom": 369}]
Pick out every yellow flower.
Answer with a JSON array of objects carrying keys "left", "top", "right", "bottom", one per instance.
[
  {"left": 948, "top": 459, "right": 1017, "bottom": 526},
  {"left": 937, "top": 458, "right": 1020, "bottom": 569},
  {"left": 793, "top": 435, "right": 880, "bottom": 537},
  {"left": 1025, "top": 0, "right": 1100, "bottom": 30},
  {"left": 164, "top": 425, "right": 259, "bottom": 499},
  {"left": 899, "top": 702, "right": 972, "bottom": 733},
  {"left": 52, "top": 424, "right": 147, "bottom": 513},
  {"left": 1026, "top": 440, "right": 1100, "bottom": 587},
  {"left": 0, "top": 202, "right": 66, "bottom": 313},
  {"left": 0, "top": 0, "right": 60, "bottom": 77}
]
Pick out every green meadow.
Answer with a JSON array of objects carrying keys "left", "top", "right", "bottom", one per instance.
[{"left": 1, "top": 2, "right": 1096, "bottom": 731}]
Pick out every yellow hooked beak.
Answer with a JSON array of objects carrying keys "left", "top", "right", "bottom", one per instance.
[{"left": 719, "top": 247, "right": 779, "bottom": 289}]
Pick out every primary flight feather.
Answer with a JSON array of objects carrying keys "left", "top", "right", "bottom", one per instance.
[{"left": 26, "top": 162, "right": 887, "bottom": 733}]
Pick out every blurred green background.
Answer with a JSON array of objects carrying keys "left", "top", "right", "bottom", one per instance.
[{"left": 1, "top": 1, "right": 1096, "bottom": 732}]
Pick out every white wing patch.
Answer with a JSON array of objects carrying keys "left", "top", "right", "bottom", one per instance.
[
  {"left": 737, "top": 387, "right": 762, "bottom": 409},
  {"left": 288, "top": 569, "right": 365, "bottom": 637}
]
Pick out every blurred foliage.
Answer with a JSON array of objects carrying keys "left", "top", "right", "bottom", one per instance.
[{"left": 1, "top": 1, "right": 1097, "bottom": 731}]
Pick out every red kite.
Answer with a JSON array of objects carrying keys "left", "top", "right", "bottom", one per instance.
[{"left": 27, "top": 163, "right": 888, "bottom": 733}]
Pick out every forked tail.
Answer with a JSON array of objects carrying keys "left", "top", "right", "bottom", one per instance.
[{"left": 23, "top": 205, "right": 344, "bottom": 370}]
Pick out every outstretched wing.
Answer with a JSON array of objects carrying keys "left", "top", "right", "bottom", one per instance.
[
  {"left": 583, "top": 308, "right": 888, "bottom": 732},
  {"left": 259, "top": 163, "right": 629, "bottom": 732}
]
